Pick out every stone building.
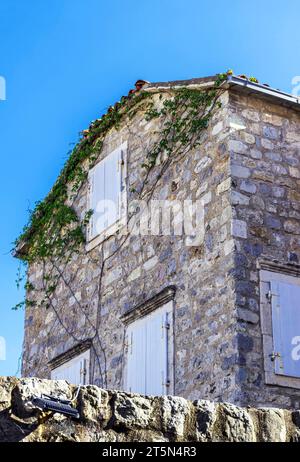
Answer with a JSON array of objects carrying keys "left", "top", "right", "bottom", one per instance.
[{"left": 17, "top": 74, "right": 300, "bottom": 410}]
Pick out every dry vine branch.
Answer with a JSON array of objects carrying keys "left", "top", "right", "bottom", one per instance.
[{"left": 15, "top": 74, "right": 229, "bottom": 386}]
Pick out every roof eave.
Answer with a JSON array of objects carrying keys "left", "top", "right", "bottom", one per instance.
[
  {"left": 226, "top": 75, "right": 300, "bottom": 112},
  {"left": 14, "top": 74, "right": 300, "bottom": 261},
  {"left": 13, "top": 240, "right": 29, "bottom": 260},
  {"left": 148, "top": 75, "right": 218, "bottom": 90},
  {"left": 148, "top": 74, "right": 300, "bottom": 112}
]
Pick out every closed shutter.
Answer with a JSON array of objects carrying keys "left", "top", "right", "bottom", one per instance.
[
  {"left": 90, "top": 159, "right": 105, "bottom": 238},
  {"left": 145, "top": 308, "right": 170, "bottom": 395},
  {"left": 271, "top": 281, "right": 300, "bottom": 378},
  {"left": 89, "top": 147, "right": 124, "bottom": 240},
  {"left": 126, "top": 303, "right": 173, "bottom": 396},
  {"left": 52, "top": 360, "right": 82, "bottom": 384},
  {"left": 104, "top": 148, "right": 122, "bottom": 228},
  {"left": 126, "top": 317, "right": 147, "bottom": 394},
  {"left": 51, "top": 350, "right": 90, "bottom": 385}
]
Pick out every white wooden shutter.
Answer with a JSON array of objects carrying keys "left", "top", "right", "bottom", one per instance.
[
  {"left": 104, "top": 148, "right": 122, "bottom": 228},
  {"left": 51, "top": 360, "right": 82, "bottom": 384},
  {"left": 126, "top": 317, "right": 147, "bottom": 394},
  {"left": 89, "top": 160, "right": 105, "bottom": 238},
  {"left": 126, "top": 303, "right": 173, "bottom": 396},
  {"left": 89, "top": 145, "right": 124, "bottom": 240},
  {"left": 145, "top": 307, "right": 170, "bottom": 395},
  {"left": 51, "top": 350, "right": 90, "bottom": 385},
  {"left": 271, "top": 281, "right": 300, "bottom": 378}
]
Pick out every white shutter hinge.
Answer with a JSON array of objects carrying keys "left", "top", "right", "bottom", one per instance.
[
  {"left": 266, "top": 288, "right": 277, "bottom": 301},
  {"left": 124, "top": 333, "right": 133, "bottom": 354},
  {"left": 161, "top": 321, "right": 170, "bottom": 339},
  {"left": 269, "top": 352, "right": 281, "bottom": 362},
  {"left": 124, "top": 340, "right": 130, "bottom": 354},
  {"left": 80, "top": 359, "right": 87, "bottom": 385},
  {"left": 269, "top": 352, "right": 284, "bottom": 370}
]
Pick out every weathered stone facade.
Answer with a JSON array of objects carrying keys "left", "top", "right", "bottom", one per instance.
[
  {"left": 21, "top": 76, "right": 300, "bottom": 410},
  {"left": 1, "top": 377, "right": 300, "bottom": 442},
  {"left": 226, "top": 90, "right": 300, "bottom": 408}
]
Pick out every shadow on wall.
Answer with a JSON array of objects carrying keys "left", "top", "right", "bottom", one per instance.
[{"left": 0, "top": 409, "right": 39, "bottom": 442}]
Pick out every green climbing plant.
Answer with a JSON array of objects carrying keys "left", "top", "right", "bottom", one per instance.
[
  {"left": 13, "top": 71, "right": 229, "bottom": 308},
  {"left": 142, "top": 73, "right": 227, "bottom": 173},
  {"left": 14, "top": 90, "right": 152, "bottom": 264},
  {"left": 13, "top": 70, "right": 232, "bottom": 385}
]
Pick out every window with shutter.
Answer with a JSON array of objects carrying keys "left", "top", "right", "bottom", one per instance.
[
  {"left": 51, "top": 350, "right": 90, "bottom": 385},
  {"left": 260, "top": 266, "right": 300, "bottom": 388},
  {"left": 125, "top": 302, "right": 173, "bottom": 396},
  {"left": 270, "top": 281, "right": 300, "bottom": 378},
  {"left": 88, "top": 143, "right": 127, "bottom": 243}
]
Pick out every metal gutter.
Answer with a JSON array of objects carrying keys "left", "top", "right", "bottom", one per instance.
[{"left": 226, "top": 75, "right": 300, "bottom": 112}]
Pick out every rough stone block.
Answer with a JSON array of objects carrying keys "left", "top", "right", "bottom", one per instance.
[
  {"left": 220, "top": 403, "right": 255, "bottom": 442},
  {"left": 231, "top": 220, "right": 247, "bottom": 239},
  {"left": 231, "top": 164, "right": 251, "bottom": 179},
  {"left": 258, "top": 408, "right": 287, "bottom": 442}
]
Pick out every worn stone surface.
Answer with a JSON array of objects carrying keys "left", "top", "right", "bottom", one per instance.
[
  {"left": 227, "top": 92, "right": 300, "bottom": 409},
  {"left": 22, "top": 88, "right": 238, "bottom": 405},
  {"left": 220, "top": 402, "right": 255, "bottom": 442},
  {"left": 21, "top": 85, "right": 300, "bottom": 410},
  {"left": 258, "top": 408, "right": 287, "bottom": 442},
  {"left": 194, "top": 399, "right": 217, "bottom": 441},
  {"left": 0, "top": 377, "right": 299, "bottom": 442}
]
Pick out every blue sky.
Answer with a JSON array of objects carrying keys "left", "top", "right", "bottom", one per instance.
[{"left": 0, "top": 0, "right": 299, "bottom": 376}]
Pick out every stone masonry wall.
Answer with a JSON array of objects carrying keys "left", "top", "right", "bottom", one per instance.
[
  {"left": 21, "top": 86, "right": 300, "bottom": 411},
  {"left": 227, "top": 91, "right": 300, "bottom": 408},
  {"left": 22, "top": 89, "right": 240, "bottom": 404},
  {"left": 1, "top": 377, "right": 300, "bottom": 442}
]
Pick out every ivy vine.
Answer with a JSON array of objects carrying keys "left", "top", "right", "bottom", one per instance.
[
  {"left": 14, "top": 90, "right": 152, "bottom": 264},
  {"left": 15, "top": 72, "right": 228, "bottom": 265},
  {"left": 13, "top": 71, "right": 230, "bottom": 383}
]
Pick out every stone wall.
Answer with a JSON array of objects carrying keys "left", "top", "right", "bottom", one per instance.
[
  {"left": 22, "top": 89, "right": 240, "bottom": 404},
  {"left": 0, "top": 377, "right": 299, "bottom": 442},
  {"left": 21, "top": 84, "right": 300, "bottom": 411},
  {"left": 227, "top": 91, "right": 300, "bottom": 408}
]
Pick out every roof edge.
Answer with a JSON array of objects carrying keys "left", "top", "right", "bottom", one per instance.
[
  {"left": 226, "top": 75, "right": 300, "bottom": 112},
  {"left": 147, "top": 74, "right": 300, "bottom": 112},
  {"left": 148, "top": 75, "right": 218, "bottom": 89},
  {"left": 14, "top": 73, "right": 300, "bottom": 260}
]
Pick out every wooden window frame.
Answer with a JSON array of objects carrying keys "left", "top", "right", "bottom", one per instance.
[
  {"left": 86, "top": 142, "right": 128, "bottom": 251},
  {"left": 259, "top": 259, "right": 300, "bottom": 389},
  {"left": 49, "top": 340, "right": 91, "bottom": 385},
  {"left": 121, "top": 287, "right": 176, "bottom": 396}
]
